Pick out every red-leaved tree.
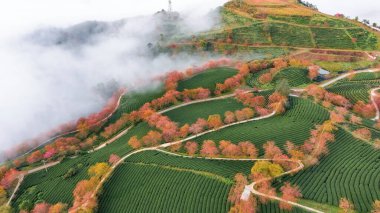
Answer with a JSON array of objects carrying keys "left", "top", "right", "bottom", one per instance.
[{"left": 279, "top": 182, "right": 302, "bottom": 210}]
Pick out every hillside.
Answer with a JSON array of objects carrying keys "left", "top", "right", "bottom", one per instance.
[
  {"left": 1, "top": 1, "right": 380, "bottom": 213},
  {"left": 203, "top": 0, "right": 380, "bottom": 51}
]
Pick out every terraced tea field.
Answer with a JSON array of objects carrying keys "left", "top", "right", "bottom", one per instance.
[
  {"left": 98, "top": 163, "right": 232, "bottom": 213},
  {"left": 185, "top": 97, "right": 329, "bottom": 155},
  {"left": 12, "top": 122, "right": 152, "bottom": 210},
  {"left": 177, "top": 67, "right": 238, "bottom": 92},
  {"left": 163, "top": 97, "right": 245, "bottom": 126},
  {"left": 279, "top": 128, "right": 380, "bottom": 212},
  {"left": 326, "top": 73, "right": 380, "bottom": 103}
]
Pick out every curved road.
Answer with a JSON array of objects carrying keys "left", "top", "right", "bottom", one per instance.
[
  {"left": 69, "top": 111, "right": 277, "bottom": 212},
  {"left": 12, "top": 68, "right": 380, "bottom": 210}
]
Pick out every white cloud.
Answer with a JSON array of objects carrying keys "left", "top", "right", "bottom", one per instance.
[
  {"left": 306, "top": 0, "right": 380, "bottom": 24},
  {"left": 0, "top": 0, "right": 228, "bottom": 155}
]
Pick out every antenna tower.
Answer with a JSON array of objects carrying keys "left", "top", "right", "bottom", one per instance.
[{"left": 168, "top": 0, "right": 172, "bottom": 13}]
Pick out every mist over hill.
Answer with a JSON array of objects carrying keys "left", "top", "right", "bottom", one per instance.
[{"left": 0, "top": 7, "right": 223, "bottom": 159}]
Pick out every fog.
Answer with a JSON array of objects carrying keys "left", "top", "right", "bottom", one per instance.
[
  {"left": 306, "top": 0, "right": 380, "bottom": 24},
  {"left": 0, "top": 0, "right": 228, "bottom": 159}
]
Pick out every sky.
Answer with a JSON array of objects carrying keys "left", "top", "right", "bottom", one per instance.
[
  {"left": 306, "top": 0, "right": 380, "bottom": 24},
  {"left": 0, "top": 0, "right": 227, "bottom": 40},
  {"left": 0, "top": 0, "right": 377, "bottom": 156}
]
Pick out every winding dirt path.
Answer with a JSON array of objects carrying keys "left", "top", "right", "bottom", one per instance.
[
  {"left": 150, "top": 148, "right": 323, "bottom": 212},
  {"left": 69, "top": 111, "right": 276, "bottom": 212},
  {"left": 292, "top": 68, "right": 380, "bottom": 121},
  {"left": 319, "top": 68, "right": 379, "bottom": 88},
  {"left": 11, "top": 89, "right": 262, "bottom": 209},
  {"left": 241, "top": 160, "right": 324, "bottom": 213},
  {"left": 7, "top": 161, "right": 60, "bottom": 205}
]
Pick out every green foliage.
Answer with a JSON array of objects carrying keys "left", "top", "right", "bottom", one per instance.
[
  {"left": 311, "top": 28, "right": 355, "bottom": 49},
  {"left": 269, "top": 15, "right": 311, "bottom": 25},
  {"left": 63, "top": 163, "right": 83, "bottom": 179},
  {"left": 316, "top": 60, "right": 376, "bottom": 72},
  {"left": 347, "top": 28, "right": 378, "bottom": 50},
  {"left": 269, "top": 23, "right": 314, "bottom": 47},
  {"left": 309, "top": 15, "right": 356, "bottom": 28},
  {"left": 0, "top": 187, "right": 7, "bottom": 206},
  {"left": 251, "top": 161, "right": 284, "bottom": 177},
  {"left": 221, "top": 8, "right": 255, "bottom": 27},
  {"left": 0, "top": 205, "right": 13, "bottom": 213},
  {"left": 177, "top": 67, "right": 237, "bottom": 92},
  {"left": 275, "top": 79, "right": 291, "bottom": 96},
  {"left": 18, "top": 200, "right": 32, "bottom": 212},
  {"left": 231, "top": 23, "right": 271, "bottom": 44}
]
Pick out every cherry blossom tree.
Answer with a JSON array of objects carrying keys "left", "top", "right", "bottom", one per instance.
[
  {"left": 207, "top": 114, "right": 223, "bottom": 129},
  {"left": 0, "top": 186, "right": 7, "bottom": 205},
  {"left": 252, "top": 173, "right": 276, "bottom": 203},
  {"left": 182, "top": 88, "right": 211, "bottom": 101},
  {"left": 142, "top": 131, "right": 162, "bottom": 146},
  {"left": 27, "top": 150, "right": 43, "bottom": 164},
  {"left": 179, "top": 124, "right": 190, "bottom": 138},
  {"left": 239, "top": 142, "right": 258, "bottom": 158},
  {"left": 185, "top": 141, "right": 198, "bottom": 156},
  {"left": 219, "top": 140, "right": 242, "bottom": 157},
  {"left": 228, "top": 173, "right": 248, "bottom": 204},
  {"left": 372, "top": 200, "right": 380, "bottom": 213},
  {"left": 48, "top": 203, "right": 68, "bottom": 213},
  {"left": 224, "top": 111, "right": 236, "bottom": 124},
  {"left": 189, "top": 118, "right": 208, "bottom": 135},
  {"left": 308, "top": 65, "right": 320, "bottom": 80},
  {"left": 128, "top": 136, "right": 142, "bottom": 149},
  {"left": 32, "top": 202, "right": 50, "bottom": 213},
  {"left": 0, "top": 168, "right": 21, "bottom": 189},
  {"left": 353, "top": 101, "right": 376, "bottom": 118},
  {"left": 330, "top": 111, "right": 345, "bottom": 124},
  {"left": 263, "top": 141, "right": 283, "bottom": 159},
  {"left": 108, "top": 154, "right": 121, "bottom": 165},
  {"left": 339, "top": 198, "right": 354, "bottom": 213},
  {"left": 200, "top": 140, "right": 219, "bottom": 157},
  {"left": 353, "top": 128, "right": 372, "bottom": 140},
  {"left": 258, "top": 73, "right": 273, "bottom": 84},
  {"left": 279, "top": 182, "right": 302, "bottom": 210}
]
